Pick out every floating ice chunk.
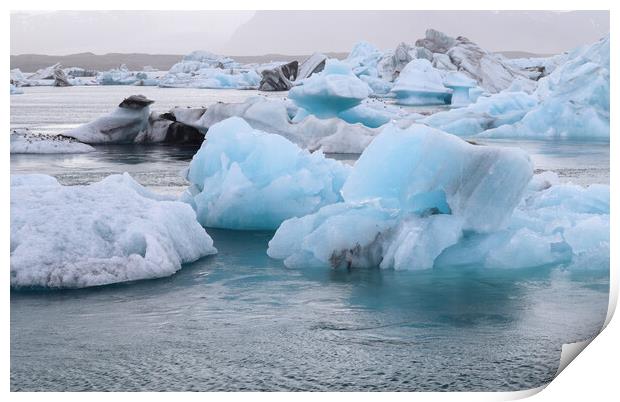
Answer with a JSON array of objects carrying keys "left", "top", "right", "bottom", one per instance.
[
  {"left": 342, "top": 124, "right": 533, "bottom": 232},
  {"left": 289, "top": 60, "right": 371, "bottom": 118},
  {"left": 160, "top": 68, "right": 260, "bottom": 89},
  {"left": 268, "top": 123, "right": 533, "bottom": 270},
  {"left": 419, "top": 91, "right": 538, "bottom": 136},
  {"left": 97, "top": 65, "right": 140, "bottom": 85},
  {"left": 360, "top": 75, "right": 393, "bottom": 95},
  {"left": 10, "top": 83, "right": 23, "bottom": 95},
  {"left": 479, "top": 35, "right": 609, "bottom": 140},
  {"left": 344, "top": 41, "right": 383, "bottom": 77},
  {"left": 390, "top": 59, "right": 452, "bottom": 105},
  {"left": 64, "top": 95, "right": 154, "bottom": 144},
  {"left": 415, "top": 29, "right": 532, "bottom": 93},
  {"left": 196, "top": 96, "right": 380, "bottom": 153},
  {"left": 11, "top": 173, "right": 216, "bottom": 288},
  {"left": 11, "top": 129, "right": 95, "bottom": 154},
  {"left": 443, "top": 71, "right": 477, "bottom": 106},
  {"left": 184, "top": 117, "right": 351, "bottom": 230}
]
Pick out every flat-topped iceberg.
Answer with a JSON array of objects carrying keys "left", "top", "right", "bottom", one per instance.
[
  {"left": 289, "top": 60, "right": 371, "bottom": 118},
  {"left": 11, "top": 173, "right": 216, "bottom": 288},
  {"left": 183, "top": 117, "right": 351, "bottom": 230},
  {"left": 268, "top": 123, "right": 533, "bottom": 269},
  {"left": 390, "top": 59, "right": 452, "bottom": 105},
  {"left": 10, "top": 129, "right": 95, "bottom": 154}
]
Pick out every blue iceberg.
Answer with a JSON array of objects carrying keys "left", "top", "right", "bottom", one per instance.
[
  {"left": 183, "top": 117, "right": 351, "bottom": 230},
  {"left": 268, "top": 123, "right": 534, "bottom": 270}
]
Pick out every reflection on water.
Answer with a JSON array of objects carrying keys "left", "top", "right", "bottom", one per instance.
[{"left": 11, "top": 229, "right": 608, "bottom": 391}]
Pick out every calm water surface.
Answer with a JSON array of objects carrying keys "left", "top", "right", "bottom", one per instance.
[{"left": 10, "top": 86, "right": 610, "bottom": 391}]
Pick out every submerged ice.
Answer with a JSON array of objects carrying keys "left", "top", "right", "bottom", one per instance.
[{"left": 11, "top": 173, "right": 217, "bottom": 288}]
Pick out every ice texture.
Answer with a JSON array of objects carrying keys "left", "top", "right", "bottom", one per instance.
[
  {"left": 183, "top": 117, "right": 351, "bottom": 230},
  {"left": 288, "top": 60, "right": 371, "bottom": 118},
  {"left": 11, "top": 129, "right": 95, "bottom": 154},
  {"left": 268, "top": 123, "right": 534, "bottom": 269},
  {"left": 195, "top": 96, "right": 380, "bottom": 153},
  {"left": 11, "top": 173, "right": 217, "bottom": 288},
  {"left": 419, "top": 91, "right": 538, "bottom": 136},
  {"left": 64, "top": 97, "right": 153, "bottom": 144},
  {"left": 479, "top": 35, "right": 610, "bottom": 140},
  {"left": 160, "top": 51, "right": 260, "bottom": 89},
  {"left": 391, "top": 59, "right": 452, "bottom": 105}
]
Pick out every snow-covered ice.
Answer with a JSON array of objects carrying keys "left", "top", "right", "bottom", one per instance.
[
  {"left": 11, "top": 173, "right": 217, "bottom": 288},
  {"left": 11, "top": 129, "right": 95, "bottom": 154},
  {"left": 183, "top": 117, "right": 351, "bottom": 230}
]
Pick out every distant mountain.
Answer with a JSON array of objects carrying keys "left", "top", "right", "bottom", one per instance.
[
  {"left": 10, "top": 52, "right": 349, "bottom": 73},
  {"left": 10, "top": 53, "right": 183, "bottom": 72}
]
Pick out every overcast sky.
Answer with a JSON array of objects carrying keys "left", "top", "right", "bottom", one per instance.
[{"left": 11, "top": 10, "right": 609, "bottom": 56}]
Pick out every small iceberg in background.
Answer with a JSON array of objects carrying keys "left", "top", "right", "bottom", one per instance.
[
  {"left": 10, "top": 173, "right": 217, "bottom": 288},
  {"left": 182, "top": 117, "right": 351, "bottom": 230}
]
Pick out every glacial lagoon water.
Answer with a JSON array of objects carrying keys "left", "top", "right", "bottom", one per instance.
[{"left": 10, "top": 86, "right": 610, "bottom": 391}]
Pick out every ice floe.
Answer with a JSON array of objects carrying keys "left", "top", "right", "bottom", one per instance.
[
  {"left": 182, "top": 117, "right": 351, "bottom": 230},
  {"left": 11, "top": 129, "right": 95, "bottom": 154},
  {"left": 11, "top": 173, "right": 216, "bottom": 288}
]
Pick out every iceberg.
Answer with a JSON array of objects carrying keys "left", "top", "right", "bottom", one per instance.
[
  {"left": 344, "top": 41, "right": 384, "bottom": 77},
  {"left": 268, "top": 123, "right": 533, "bottom": 269},
  {"left": 64, "top": 95, "right": 154, "bottom": 144},
  {"left": 97, "top": 64, "right": 140, "bottom": 85},
  {"left": 10, "top": 83, "right": 23, "bottom": 95},
  {"left": 196, "top": 96, "right": 380, "bottom": 153},
  {"left": 183, "top": 117, "right": 351, "bottom": 230},
  {"left": 258, "top": 61, "right": 298, "bottom": 91},
  {"left": 11, "top": 173, "right": 216, "bottom": 288},
  {"left": 419, "top": 91, "right": 538, "bottom": 136},
  {"left": 390, "top": 59, "right": 452, "bottom": 105},
  {"left": 478, "top": 35, "right": 610, "bottom": 140},
  {"left": 288, "top": 60, "right": 371, "bottom": 118},
  {"left": 11, "top": 129, "right": 95, "bottom": 154},
  {"left": 415, "top": 29, "right": 531, "bottom": 93},
  {"left": 435, "top": 177, "right": 610, "bottom": 270},
  {"left": 297, "top": 52, "right": 327, "bottom": 80},
  {"left": 443, "top": 71, "right": 478, "bottom": 106},
  {"left": 160, "top": 51, "right": 261, "bottom": 89}
]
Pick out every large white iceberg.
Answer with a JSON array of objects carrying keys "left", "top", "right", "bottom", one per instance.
[
  {"left": 479, "top": 35, "right": 610, "bottom": 140},
  {"left": 268, "top": 123, "right": 533, "bottom": 269},
  {"left": 11, "top": 173, "right": 217, "bottom": 288},
  {"left": 183, "top": 117, "right": 351, "bottom": 230}
]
